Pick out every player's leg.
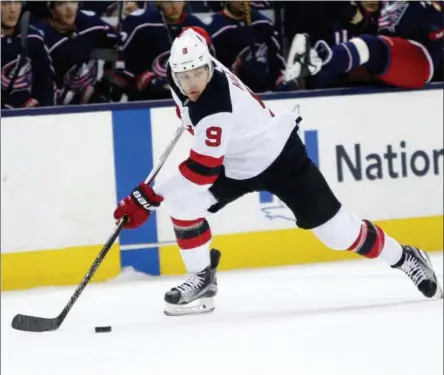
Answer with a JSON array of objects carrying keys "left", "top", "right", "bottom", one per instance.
[
  {"left": 163, "top": 170, "right": 253, "bottom": 315},
  {"left": 162, "top": 190, "right": 220, "bottom": 316},
  {"left": 265, "top": 130, "right": 442, "bottom": 298},
  {"left": 374, "top": 36, "right": 433, "bottom": 89},
  {"left": 294, "top": 33, "right": 433, "bottom": 89}
]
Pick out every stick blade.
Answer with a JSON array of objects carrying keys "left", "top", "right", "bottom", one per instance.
[{"left": 11, "top": 314, "right": 61, "bottom": 332}]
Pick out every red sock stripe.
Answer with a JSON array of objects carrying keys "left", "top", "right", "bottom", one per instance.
[
  {"left": 171, "top": 217, "right": 212, "bottom": 250},
  {"left": 348, "top": 221, "right": 385, "bottom": 259},
  {"left": 177, "top": 229, "right": 212, "bottom": 250},
  {"left": 171, "top": 217, "right": 204, "bottom": 227}
]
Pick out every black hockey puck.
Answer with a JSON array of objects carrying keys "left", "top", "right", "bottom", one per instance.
[{"left": 95, "top": 326, "right": 112, "bottom": 333}]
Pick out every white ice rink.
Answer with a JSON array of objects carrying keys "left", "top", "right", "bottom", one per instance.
[{"left": 2, "top": 252, "right": 443, "bottom": 375}]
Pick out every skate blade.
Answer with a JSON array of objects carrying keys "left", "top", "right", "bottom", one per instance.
[{"left": 164, "top": 297, "right": 215, "bottom": 316}]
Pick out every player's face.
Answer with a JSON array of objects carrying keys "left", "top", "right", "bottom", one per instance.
[
  {"left": 1, "top": 1, "right": 22, "bottom": 29},
  {"left": 175, "top": 66, "right": 210, "bottom": 101},
  {"left": 52, "top": 1, "right": 78, "bottom": 26},
  {"left": 159, "top": 1, "right": 185, "bottom": 22}
]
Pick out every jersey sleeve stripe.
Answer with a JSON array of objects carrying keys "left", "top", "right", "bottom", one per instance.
[
  {"left": 179, "top": 159, "right": 221, "bottom": 185},
  {"left": 190, "top": 150, "right": 224, "bottom": 168}
]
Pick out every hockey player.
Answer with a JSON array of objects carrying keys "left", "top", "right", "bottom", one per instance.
[
  {"left": 36, "top": 1, "right": 118, "bottom": 105},
  {"left": 207, "top": 1, "right": 296, "bottom": 92},
  {"left": 285, "top": 1, "right": 444, "bottom": 89},
  {"left": 121, "top": 1, "right": 208, "bottom": 101},
  {"left": 1, "top": 1, "right": 56, "bottom": 109},
  {"left": 113, "top": 29, "right": 442, "bottom": 316}
]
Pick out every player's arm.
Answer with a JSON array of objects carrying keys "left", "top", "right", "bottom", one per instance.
[
  {"left": 113, "top": 112, "right": 234, "bottom": 229},
  {"left": 154, "top": 112, "right": 234, "bottom": 200},
  {"left": 29, "top": 32, "right": 57, "bottom": 107}
]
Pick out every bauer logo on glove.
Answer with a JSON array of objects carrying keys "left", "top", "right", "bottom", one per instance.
[
  {"left": 132, "top": 190, "right": 157, "bottom": 212},
  {"left": 113, "top": 183, "right": 164, "bottom": 229}
]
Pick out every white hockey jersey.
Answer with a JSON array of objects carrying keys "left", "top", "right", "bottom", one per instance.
[{"left": 154, "top": 60, "right": 298, "bottom": 200}]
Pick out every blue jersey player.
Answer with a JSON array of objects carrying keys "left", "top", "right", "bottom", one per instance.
[
  {"left": 1, "top": 1, "right": 56, "bottom": 109},
  {"left": 36, "top": 1, "right": 118, "bottom": 105}
]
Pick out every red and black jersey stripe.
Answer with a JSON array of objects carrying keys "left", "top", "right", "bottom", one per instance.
[{"left": 179, "top": 150, "right": 224, "bottom": 185}]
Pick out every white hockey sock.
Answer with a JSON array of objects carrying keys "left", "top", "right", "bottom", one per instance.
[
  {"left": 378, "top": 234, "right": 403, "bottom": 266},
  {"left": 180, "top": 242, "right": 211, "bottom": 273}
]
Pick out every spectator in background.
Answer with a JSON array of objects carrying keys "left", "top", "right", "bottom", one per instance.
[
  {"left": 208, "top": 0, "right": 300, "bottom": 93},
  {"left": 120, "top": 1, "right": 208, "bottom": 101},
  {"left": 36, "top": 1, "right": 118, "bottom": 105},
  {"left": 1, "top": 1, "right": 56, "bottom": 109}
]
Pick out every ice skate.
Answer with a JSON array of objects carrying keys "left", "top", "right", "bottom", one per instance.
[
  {"left": 392, "top": 245, "right": 443, "bottom": 299},
  {"left": 164, "top": 249, "right": 221, "bottom": 316}
]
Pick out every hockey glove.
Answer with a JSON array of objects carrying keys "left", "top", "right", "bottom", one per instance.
[
  {"left": 113, "top": 183, "right": 164, "bottom": 229},
  {"left": 284, "top": 34, "right": 323, "bottom": 81}
]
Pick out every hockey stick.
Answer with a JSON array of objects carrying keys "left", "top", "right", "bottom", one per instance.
[
  {"left": 11, "top": 125, "right": 186, "bottom": 332},
  {"left": 5, "top": 11, "right": 30, "bottom": 99}
]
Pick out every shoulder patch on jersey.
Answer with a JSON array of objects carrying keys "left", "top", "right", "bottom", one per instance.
[
  {"left": 188, "top": 69, "right": 232, "bottom": 125},
  {"left": 379, "top": 1, "right": 409, "bottom": 32}
]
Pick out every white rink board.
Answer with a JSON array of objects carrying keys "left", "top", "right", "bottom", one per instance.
[
  {"left": 151, "top": 89, "right": 444, "bottom": 243},
  {"left": 0, "top": 112, "right": 118, "bottom": 253}
]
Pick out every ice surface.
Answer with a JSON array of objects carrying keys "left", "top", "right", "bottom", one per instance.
[{"left": 2, "top": 253, "right": 443, "bottom": 375}]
